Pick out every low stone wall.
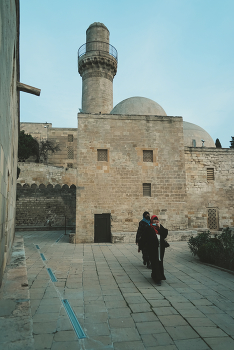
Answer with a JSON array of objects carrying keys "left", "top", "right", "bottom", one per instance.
[
  {"left": 17, "top": 163, "right": 76, "bottom": 187},
  {"left": 111, "top": 230, "right": 197, "bottom": 243},
  {"left": 16, "top": 183, "right": 76, "bottom": 228}
]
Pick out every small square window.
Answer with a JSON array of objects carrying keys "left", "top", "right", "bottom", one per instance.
[
  {"left": 97, "top": 149, "right": 108, "bottom": 161},
  {"left": 143, "top": 183, "right": 151, "bottom": 197},
  {"left": 67, "top": 147, "right": 74, "bottom": 159},
  {"left": 207, "top": 168, "right": 214, "bottom": 180},
  {"left": 143, "top": 150, "right": 153, "bottom": 162},
  {"left": 67, "top": 163, "right": 73, "bottom": 168},
  {"left": 68, "top": 134, "right": 73, "bottom": 142}
]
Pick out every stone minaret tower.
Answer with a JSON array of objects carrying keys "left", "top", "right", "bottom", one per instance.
[{"left": 78, "top": 22, "right": 118, "bottom": 114}]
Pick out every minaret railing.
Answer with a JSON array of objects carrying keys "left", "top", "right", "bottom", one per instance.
[{"left": 78, "top": 41, "right": 118, "bottom": 62}]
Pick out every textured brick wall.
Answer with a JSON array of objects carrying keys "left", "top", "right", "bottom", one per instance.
[
  {"left": 16, "top": 184, "right": 76, "bottom": 227},
  {"left": 17, "top": 163, "right": 76, "bottom": 186},
  {"left": 20, "top": 123, "right": 77, "bottom": 168},
  {"left": 185, "top": 147, "right": 234, "bottom": 229},
  {"left": 82, "top": 76, "right": 113, "bottom": 114},
  {"left": 76, "top": 114, "right": 188, "bottom": 242}
]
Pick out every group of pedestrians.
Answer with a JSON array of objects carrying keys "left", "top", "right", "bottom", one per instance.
[{"left": 136, "top": 211, "right": 169, "bottom": 286}]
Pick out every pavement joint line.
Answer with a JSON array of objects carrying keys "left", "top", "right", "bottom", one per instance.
[
  {"left": 89, "top": 245, "right": 115, "bottom": 349},
  {"left": 47, "top": 267, "right": 58, "bottom": 282},
  {"left": 52, "top": 233, "right": 65, "bottom": 246},
  {"left": 40, "top": 253, "right": 46, "bottom": 261},
  {"left": 62, "top": 299, "right": 86, "bottom": 339}
]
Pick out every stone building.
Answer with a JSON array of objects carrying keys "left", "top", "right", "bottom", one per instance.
[
  {"left": 75, "top": 22, "right": 234, "bottom": 243},
  {"left": 16, "top": 124, "right": 77, "bottom": 230},
  {"left": 0, "top": 0, "right": 20, "bottom": 285},
  {"left": 0, "top": 0, "right": 42, "bottom": 285},
  {"left": 20, "top": 122, "right": 77, "bottom": 169}
]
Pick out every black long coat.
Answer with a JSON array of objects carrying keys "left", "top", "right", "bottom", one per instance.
[
  {"left": 142, "top": 224, "right": 168, "bottom": 281},
  {"left": 136, "top": 220, "right": 151, "bottom": 263}
]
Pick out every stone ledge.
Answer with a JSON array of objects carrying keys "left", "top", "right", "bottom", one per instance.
[
  {"left": 16, "top": 226, "right": 74, "bottom": 232},
  {"left": 111, "top": 230, "right": 198, "bottom": 244}
]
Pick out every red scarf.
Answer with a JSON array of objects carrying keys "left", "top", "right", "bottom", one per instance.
[{"left": 150, "top": 215, "right": 160, "bottom": 235}]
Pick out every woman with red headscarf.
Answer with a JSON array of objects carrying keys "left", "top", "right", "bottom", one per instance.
[{"left": 148, "top": 215, "right": 168, "bottom": 285}]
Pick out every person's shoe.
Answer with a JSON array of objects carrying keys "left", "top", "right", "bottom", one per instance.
[
  {"left": 147, "top": 262, "right": 152, "bottom": 269},
  {"left": 155, "top": 281, "right": 161, "bottom": 286}
]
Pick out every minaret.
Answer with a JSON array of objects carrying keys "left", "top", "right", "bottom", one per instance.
[{"left": 78, "top": 22, "right": 118, "bottom": 114}]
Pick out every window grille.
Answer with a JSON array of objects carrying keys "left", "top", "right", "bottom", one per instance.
[
  {"left": 67, "top": 147, "right": 74, "bottom": 159},
  {"left": 143, "top": 150, "right": 153, "bottom": 162},
  {"left": 208, "top": 208, "right": 218, "bottom": 230},
  {"left": 143, "top": 183, "right": 151, "bottom": 197},
  {"left": 68, "top": 134, "right": 73, "bottom": 142},
  {"left": 97, "top": 149, "right": 108, "bottom": 161},
  {"left": 67, "top": 163, "right": 73, "bottom": 168},
  {"left": 207, "top": 168, "right": 214, "bottom": 180}
]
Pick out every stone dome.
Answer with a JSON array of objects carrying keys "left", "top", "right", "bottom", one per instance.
[
  {"left": 183, "top": 121, "right": 215, "bottom": 147},
  {"left": 87, "top": 22, "right": 109, "bottom": 32},
  {"left": 110, "top": 97, "right": 167, "bottom": 116}
]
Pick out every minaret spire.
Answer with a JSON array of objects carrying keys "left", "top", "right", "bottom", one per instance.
[{"left": 78, "top": 22, "right": 118, "bottom": 114}]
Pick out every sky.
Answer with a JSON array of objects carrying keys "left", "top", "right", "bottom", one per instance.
[{"left": 20, "top": 0, "right": 234, "bottom": 148}]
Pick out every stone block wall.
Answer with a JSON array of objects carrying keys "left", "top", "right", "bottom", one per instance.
[
  {"left": 185, "top": 147, "right": 234, "bottom": 229},
  {"left": 16, "top": 184, "right": 76, "bottom": 227},
  {"left": 17, "top": 163, "right": 76, "bottom": 187},
  {"left": 20, "top": 123, "right": 77, "bottom": 168},
  {"left": 0, "top": 0, "right": 19, "bottom": 285},
  {"left": 82, "top": 76, "right": 114, "bottom": 114},
  {"left": 76, "top": 113, "right": 188, "bottom": 243}
]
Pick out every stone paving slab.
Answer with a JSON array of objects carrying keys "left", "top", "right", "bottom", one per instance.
[
  {"left": 1, "top": 230, "right": 234, "bottom": 349},
  {"left": 0, "top": 236, "right": 34, "bottom": 350}
]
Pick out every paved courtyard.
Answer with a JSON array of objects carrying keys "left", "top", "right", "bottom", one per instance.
[{"left": 1, "top": 230, "right": 234, "bottom": 350}]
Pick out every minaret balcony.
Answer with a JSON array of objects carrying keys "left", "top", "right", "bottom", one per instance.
[{"left": 78, "top": 41, "right": 118, "bottom": 62}]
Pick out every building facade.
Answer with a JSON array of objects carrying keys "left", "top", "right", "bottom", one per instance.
[
  {"left": 75, "top": 22, "right": 234, "bottom": 243},
  {"left": 20, "top": 123, "right": 77, "bottom": 169}
]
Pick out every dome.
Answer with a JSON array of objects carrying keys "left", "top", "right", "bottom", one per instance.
[
  {"left": 183, "top": 121, "right": 215, "bottom": 147},
  {"left": 87, "top": 22, "right": 109, "bottom": 31},
  {"left": 110, "top": 97, "right": 167, "bottom": 116}
]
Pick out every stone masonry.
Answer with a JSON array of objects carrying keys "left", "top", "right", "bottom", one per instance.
[
  {"left": 16, "top": 183, "right": 76, "bottom": 227},
  {"left": 185, "top": 147, "right": 234, "bottom": 229},
  {"left": 76, "top": 113, "right": 188, "bottom": 243},
  {"left": 0, "top": 0, "right": 19, "bottom": 285},
  {"left": 78, "top": 22, "right": 118, "bottom": 114},
  {"left": 20, "top": 123, "right": 77, "bottom": 169},
  {"left": 17, "top": 163, "right": 76, "bottom": 187}
]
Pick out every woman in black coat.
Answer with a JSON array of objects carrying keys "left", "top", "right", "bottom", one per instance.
[{"left": 144, "top": 215, "right": 168, "bottom": 285}]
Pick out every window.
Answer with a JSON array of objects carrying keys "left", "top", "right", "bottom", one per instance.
[
  {"left": 67, "top": 147, "right": 74, "bottom": 159},
  {"left": 97, "top": 149, "right": 108, "bottom": 161},
  {"left": 143, "top": 150, "right": 153, "bottom": 162},
  {"left": 192, "top": 139, "right": 196, "bottom": 147},
  {"left": 68, "top": 134, "right": 73, "bottom": 142},
  {"left": 208, "top": 208, "right": 218, "bottom": 229},
  {"left": 207, "top": 168, "right": 214, "bottom": 180},
  {"left": 143, "top": 183, "right": 151, "bottom": 197},
  {"left": 67, "top": 163, "right": 73, "bottom": 168}
]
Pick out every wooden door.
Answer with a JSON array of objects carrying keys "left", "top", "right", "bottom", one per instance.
[{"left": 94, "top": 214, "right": 111, "bottom": 243}]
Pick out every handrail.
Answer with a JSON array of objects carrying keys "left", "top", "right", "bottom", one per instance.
[{"left": 78, "top": 41, "right": 118, "bottom": 62}]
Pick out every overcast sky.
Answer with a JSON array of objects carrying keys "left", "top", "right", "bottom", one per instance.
[{"left": 20, "top": 0, "right": 234, "bottom": 148}]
